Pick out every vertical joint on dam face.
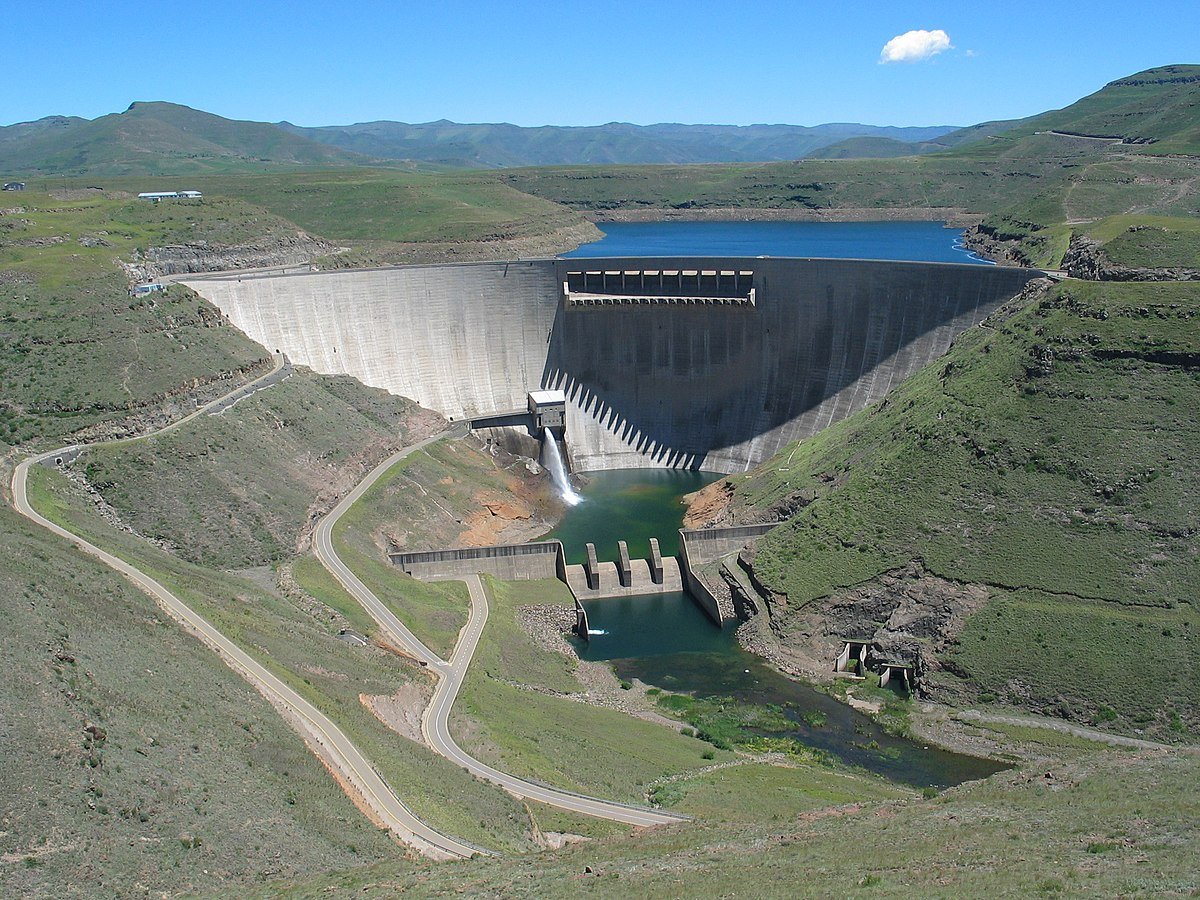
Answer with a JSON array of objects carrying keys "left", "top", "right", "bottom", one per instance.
[
  {"left": 617, "top": 541, "right": 633, "bottom": 587},
  {"left": 648, "top": 537, "right": 664, "bottom": 584},
  {"left": 585, "top": 543, "right": 600, "bottom": 590}
]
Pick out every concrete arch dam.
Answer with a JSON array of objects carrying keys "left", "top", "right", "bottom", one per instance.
[{"left": 185, "top": 257, "right": 1040, "bottom": 474}]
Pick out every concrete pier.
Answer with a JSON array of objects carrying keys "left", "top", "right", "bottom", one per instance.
[
  {"left": 616, "top": 541, "right": 632, "bottom": 587},
  {"left": 584, "top": 543, "right": 600, "bottom": 590},
  {"left": 648, "top": 538, "right": 664, "bottom": 584}
]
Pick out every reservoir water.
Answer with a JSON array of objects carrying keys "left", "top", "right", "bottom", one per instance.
[
  {"left": 551, "top": 471, "right": 1004, "bottom": 788},
  {"left": 561, "top": 219, "right": 993, "bottom": 265}
]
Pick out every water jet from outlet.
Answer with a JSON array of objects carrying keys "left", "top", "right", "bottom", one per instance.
[{"left": 542, "top": 427, "right": 583, "bottom": 506}]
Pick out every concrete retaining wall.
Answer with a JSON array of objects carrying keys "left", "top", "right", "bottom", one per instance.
[
  {"left": 389, "top": 540, "right": 566, "bottom": 582},
  {"left": 677, "top": 524, "right": 780, "bottom": 625},
  {"left": 679, "top": 523, "right": 779, "bottom": 565},
  {"left": 187, "top": 257, "right": 1040, "bottom": 473}
]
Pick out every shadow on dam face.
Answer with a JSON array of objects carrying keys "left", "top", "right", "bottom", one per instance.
[{"left": 184, "top": 257, "right": 1041, "bottom": 474}]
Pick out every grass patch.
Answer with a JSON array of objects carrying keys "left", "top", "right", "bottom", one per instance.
[
  {"left": 452, "top": 577, "right": 735, "bottom": 801},
  {"left": 159, "top": 169, "right": 588, "bottom": 244},
  {"left": 27, "top": 465, "right": 539, "bottom": 853},
  {"left": 327, "top": 436, "right": 559, "bottom": 657},
  {"left": 1086, "top": 215, "right": 1200, "bottom": 268},
  {"left": 0, "top": 503, "right": 405, "bottom": 899},
  {"left": 650, "top": 762, "right": 909, "bottom": 823},
  {"left": 946, "top": 589, "right": 1197, "bottom": 730},
  {"left": 289, "top": 554, "right": 379, "bottom": 636},
  {"left": 246, "top": 744, "right": 1200, "bottom": 897},
  {"left": 81, "top": 372, "right": 436, "bottom": 568},
  {"left": 964, "top": 720, "right": 1132, "bottom": 755}
]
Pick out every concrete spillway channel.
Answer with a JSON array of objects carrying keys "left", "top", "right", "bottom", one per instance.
[{"left": 184, "top": 257, "right": 1042, "bottom": 474}]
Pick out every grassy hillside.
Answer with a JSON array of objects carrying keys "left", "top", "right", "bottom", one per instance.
[
  {"left": 247, "top": 748, "right": 1199, "bottom": 898},
  {"left": 698, "top": 279, "right": 1199, "bottom": 739},
  {"left": 23, "top": 463, "right": 556, "bottom": 856},
  {"left": 962, "top": 64, "right": 1200, "bottom": 156},
  {"left": 181, "top": 169, "right": 591, "bottom": 244},
  {"left": 0, "top": 184, "right": 617, "bottom": 893},
  {"left": 804, "top": 136, "right": 939, "bottom": 159},
  {"left": 78, "top": 372, "right": 442, "bottom": 568},
  {"left": 0, "top": 191, "right": 291, "bottom": 446},
  {"left": 500, "top": 153, "right": 1072, "bottom": 214},
  {"left": 0, "top": 102, "right": 378, "bottom": 176},
  {"left": 0, "top": 500, "right": 404, "bottom": 899}
]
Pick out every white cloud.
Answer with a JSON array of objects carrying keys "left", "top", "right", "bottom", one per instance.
[{"left": 879, "top": 29, "right": 953, "bottom": 64}]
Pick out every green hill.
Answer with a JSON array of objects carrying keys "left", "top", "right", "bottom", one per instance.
[
  {"left": 696, "top": 278, "right": 1199, "bottom": 741},
  {"left": 0, "top": 102, "right": 379, "bottom": 176},
  {"left": 804, "top": 135, "right": 941, "bottom": 159},
  {"left": 948, "top": 64, "right": 1200, "bottom": 156}
]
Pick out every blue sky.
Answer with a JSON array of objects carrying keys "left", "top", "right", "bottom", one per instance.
[{"left": 3, "top": 0, "right": 1195, "bottom": 128}]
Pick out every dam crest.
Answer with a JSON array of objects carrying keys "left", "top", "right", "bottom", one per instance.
[{"left": 185, "top": 257, "right": 1041, "bottom": 473}]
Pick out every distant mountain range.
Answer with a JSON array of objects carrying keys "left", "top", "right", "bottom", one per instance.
[
  {"left": 1, "top": 65, "right": 1197, "bottom": 177},
  {"left": 276, "top": 120, "right": 961, "bottom": 168},
  {"left": 0, "top": 106, "right": 962, "bottom": 177}
]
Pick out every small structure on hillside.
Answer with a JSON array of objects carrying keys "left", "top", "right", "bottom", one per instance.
[
  {"left": 131, "top": 282, "right": 167, "bottom": 297},
  {"left": 2, "top": 182, "right": 25, "bottom": 191},
  {"left": 137, "top": 190, "right": 202, "bottom": 201},
  {"left": 528, "top": 389, "right": 566, "bottom": 431}
]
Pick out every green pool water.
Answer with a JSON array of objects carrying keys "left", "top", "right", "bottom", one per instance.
[{"left": 542, "top": 468, "right": 721, "bottom": 564}]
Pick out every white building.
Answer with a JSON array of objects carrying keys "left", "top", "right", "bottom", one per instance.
[{"left": 137, "top": 190, "right": 202, "bottom": 201}]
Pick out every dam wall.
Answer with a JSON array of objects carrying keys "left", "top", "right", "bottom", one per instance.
[
  {"left": 186, "top": 261, "right": 559, "bottom": 421},
  {"left": 389, "top": 540, "right": 566, "bottom": 582},
  {"left": 186, "top": 257, "right": 1040, "bottom": 474}
]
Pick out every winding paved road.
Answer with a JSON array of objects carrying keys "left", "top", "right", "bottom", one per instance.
[
  {"left": 9, "top": 360, "right": 481, "bottom": 860},
  {"left": 313, "top": 442, "right": 689, "bottom": 828}
]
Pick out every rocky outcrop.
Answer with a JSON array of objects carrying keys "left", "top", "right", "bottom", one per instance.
[
  {"left": 752, "top": 562, "right": 989, "bottom": 693},
  {"left": 69, "top": 357, "right": 273, "bottom": 443},
  {"left": 1062, "top": 235, "right": 1200, "bottom": 282},
  {"left": 959, "top": 222, "right": 1030, "bottom": 267},
  {"left": 122, "top": 231, "right": 339, "bottom": 282}
]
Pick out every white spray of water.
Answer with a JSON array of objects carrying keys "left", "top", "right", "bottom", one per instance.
[{"left": 542, "top": 427, "right": 584, "bottom": 506}]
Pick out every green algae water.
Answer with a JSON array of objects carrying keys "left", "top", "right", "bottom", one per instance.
[
  {"left": 552, "top": 471, "right": 1005, "bottom": 789},
  {"left": 542, "top": 469, "right": 721, "bottom": 565}
]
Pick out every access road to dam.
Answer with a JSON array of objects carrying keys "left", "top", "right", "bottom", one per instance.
[
  {"left": 9, "top": 361, "right": 484, "bottom": 860},
  {"left": 313, "top": 444, "right": 690, "bottom": 828}
]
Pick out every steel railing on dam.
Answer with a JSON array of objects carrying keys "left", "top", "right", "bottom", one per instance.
[{"left": 185, "top": 257, "right": 1042, "bottom": 474}]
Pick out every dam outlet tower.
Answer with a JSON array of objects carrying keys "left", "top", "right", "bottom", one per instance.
[{"left": 528, "top": 390, "right": 566, "bottom": 434}]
